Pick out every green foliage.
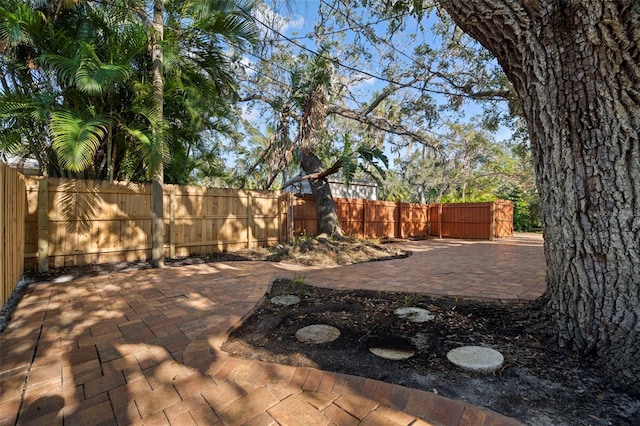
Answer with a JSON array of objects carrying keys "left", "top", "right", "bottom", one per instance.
[
  {"left": 501, "top": 187, "right": 541, "bottom": 232},
  {"left": 42, "top": 41, "right": 133, "bottom": 96},
  {"left": 403, "top": 294, "right": 419, "bottom": 307},
  {"left": 0, "top": 0, "right": 257, "bottom": 182},
  {"left": 339, "top": 134, "right": 389, "bottom": 187},
  {"left": 49, "top": 110, "right": 108, "bottom": 172},
  {"left": 295, "top": 229, "right": 312, "bottom": 244},
  {"left": 378, "top": 170, "right": 411, "bottom": 202},
  {"left": 288, "top": 274, "right": 307, "bottom": 297}
]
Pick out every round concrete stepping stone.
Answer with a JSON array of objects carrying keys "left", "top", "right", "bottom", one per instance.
[
  {"left": 369, "top": 347, "right": 415, "bottom": 360},
  {"left": 295, "top": 324, "right": 340, "bottom": 344},
  {"left": 394, "top": 307, "right": 435, "bottom": 323},
  {"left": 270, "top": 295, "right": 300, "bottom": 306},
  {"left": 447, "top": 346, "right": 504, "bottom": 373}
]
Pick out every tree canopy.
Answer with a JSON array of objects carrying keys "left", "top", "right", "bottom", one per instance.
[
  {"left": 1, "top": 1, "right": 532, "bottom": 209},
  {"left": 0, "top": 0, "right": 258, "bottom": 183},
  {"left": 0, "top": 0, "right": 539, "bottom": 235}
]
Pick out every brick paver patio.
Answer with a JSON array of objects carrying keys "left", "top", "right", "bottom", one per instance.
[{"left": 0, "top": 233, "right": 544, "bottom": 425}]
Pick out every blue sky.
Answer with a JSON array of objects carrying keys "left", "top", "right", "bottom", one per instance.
[{"left": 233, "top": 1, "right": 516, "bottom": 171}]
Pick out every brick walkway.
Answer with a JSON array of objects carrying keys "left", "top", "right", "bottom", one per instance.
[{"left": 0, "top": 234, "right": 544, "bottom": 425}]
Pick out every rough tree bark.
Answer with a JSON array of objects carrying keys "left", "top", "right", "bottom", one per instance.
[
  {"left": 298, "top": 81, "right": 344, "bottom": 237},
  {"left": 299, "top": 148, "right": 343, "bottom": 237},
  {"left": 439, "top": 0, "right": 640, "bottom": 387},
  {"left": 150, "top": 0, "right": 165, "bottom": 268}
]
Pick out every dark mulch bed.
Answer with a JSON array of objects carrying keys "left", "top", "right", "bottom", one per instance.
[{"left": 222, "top": 279, "right": 640, "bottom": 426}]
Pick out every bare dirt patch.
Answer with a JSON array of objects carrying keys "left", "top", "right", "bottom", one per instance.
[
  {"left": 220, "top": 234, "right": 410, "bottom": 266},
  {"left": 222, "top": 279, "right": 639, "bottom": 426}
]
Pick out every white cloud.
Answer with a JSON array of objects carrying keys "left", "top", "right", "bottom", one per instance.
[
  {"left": 240, "top": 103, "right": 260, "bottom": 122},
  {"left": 239, "top": 55, "right": 255, "bottom": 77},
  {"left": 282, "top": 14, "right": 305, "bottom": 32},
  {"left": 254, "top": 3, "right": 306, "bottom": 37}
]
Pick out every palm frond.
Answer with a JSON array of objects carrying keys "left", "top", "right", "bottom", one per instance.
[
  {"left": 50, "top": 110, "right": 108, "bottom": 172},
  {"left": 0, "top": 126, "right": 25, "bottom": 153},
  {"left": 40, "top": 53, "right": 81, "bottom": 86},
  {"left": 0, "top": 3, "right": 46, "bottom": 47},
  {"left": 75, "top": 63, "right": 132, "bottom": 95},
  {"left": 121, "top": 123, "right": 167, "bottom": 179}
]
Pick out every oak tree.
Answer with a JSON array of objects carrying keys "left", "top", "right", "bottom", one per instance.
[{"left": 436, "top": 0, "right": 640, "bottom": 387}]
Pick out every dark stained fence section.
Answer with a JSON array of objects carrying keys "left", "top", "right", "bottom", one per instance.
[
  {"left": 440, "top": 202, "right": 493, "bottom": 239},
  {"left": 364, "top": 200, "right": 400, "bottom": 238},
  {"left": 294, "top": 197, "right": 512, "bottom": 241},
  {"left": 334, "top": 197, "right": 366, "bottom": 236},
  {"left": 428, "top": 201, "right": 514, "bottom": 240},
  {"left": 400, "top": 202, "right": 430, "bottom": 237}
]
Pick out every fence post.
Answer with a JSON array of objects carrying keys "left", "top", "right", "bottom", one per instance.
[
  {"left": 282, "top": 192, "right": 293, "bottom": 243},
  {"left": 286, "top": 193, "right": 293, "bottom": 243},
  {"left": 397, "top": 202, "right": 403, "bottom": 239},
  {"left": 490, "top": 201, "right": 496, "bottom": 241},
  {"left": 426, "top": 203, "right": 431, "bottom": 237},
  {"left": 360, "top": 199, "right": 365, "bottom": 238},
  {"left": 247, "top": 191, "right": 253, "bottom": 248},
  {"left": 169, "top": 188, "right": 175, "bottom": 258},
  {"left": 37, "top": 178, "right": 49, "bottom": 272},
  {"left": 437, "top": 203, "right": 443, "bottom": 239}
]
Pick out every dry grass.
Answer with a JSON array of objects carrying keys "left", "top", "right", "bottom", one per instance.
[{"left": 239, "top": 235, "right": 409, "bottom": 266}]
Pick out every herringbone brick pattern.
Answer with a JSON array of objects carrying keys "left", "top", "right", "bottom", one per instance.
[{"left": 1, "top": 234, "right": 544, "bottom": 425}]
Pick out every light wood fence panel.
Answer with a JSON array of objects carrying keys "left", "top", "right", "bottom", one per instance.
[
  {"left": 494, "top": 199, "right": 514, "bottom": 239},
  {"left": 164, "top": 185, "right": 284, "bottom": 256},
  {"left": 25, "top": 179, "right": 285, "bottom": 271},
  {"left": 25, "top": 178, "right": 153, "bottom": 269},
  {"left": 1, "top": 164, "right": 25, "bottom": 306}
]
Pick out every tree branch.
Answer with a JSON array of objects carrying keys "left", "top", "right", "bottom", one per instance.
[
  {"left": 363, "top": 77, "right": 420, "bottom": 115},
  {"left": 281, "top": 158, "right": 343, "bottom": 189},
  {"left": 327, "top": 104, "right": 440, "bottom": 150},
  {"left": 431, "top": 71, "right": 515, "bottom": 100}
]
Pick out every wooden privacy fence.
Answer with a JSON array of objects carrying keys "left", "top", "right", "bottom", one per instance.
[
  {"left": 292, "top": 196, "right": 430, "bottom": 239},
  {"left": 24, "top": 178, "right": 286, "bottom": 270},
  {"left": 21, "top": 177, "right": 513, "bottom": 272},
  {"left": 292, "top": 196, "right": 512, "bottom": 240},
  {"left": 428, "top": 200, "right": 513, "bottom": 240},
  {"left": 1, "top": 164, "right": 26, "bottom": 306}
]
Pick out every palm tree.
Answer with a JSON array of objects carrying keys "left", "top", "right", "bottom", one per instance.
[
  {"left": 1, "top": 0, "right": 258, "bottom": 266},
  {"left": 0, "top": 1, "right": 155, "bottom": 178},
  {"left": 141, "top": 0, "right": 259, "bottom": 267},
  {"left": 0, "top": 2, "right": 57, "bottom": 175}
]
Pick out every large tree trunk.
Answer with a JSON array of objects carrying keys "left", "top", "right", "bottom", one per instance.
[
  {"left": 299, "top": 148, "right": 343, "bottom": 237},
  {"left": 297, "top": 81, "right": 344, "bottom": 237},
  {"left": 439, "top": 0, "right": 640, "bottom": 388}
]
